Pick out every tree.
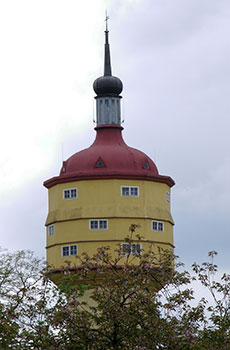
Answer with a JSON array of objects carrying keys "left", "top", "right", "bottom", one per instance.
[
  {"left": 0, "top": 241, "right": 230, "bottom": 349},
  {"left": 192, "top": 251, "right": 230, "bottom": 350},
  {"left": 48, "top": 239, "right": 204, "bottom": 350},
  {"left": 0, "top": 248, "right": 59, "bottom": 349}
]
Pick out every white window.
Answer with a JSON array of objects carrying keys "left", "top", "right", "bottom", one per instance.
[
  {"left": 152, "top": 221, "right": 164, "bottom": 232},
  {"left": 121, "top": 243, "right": 142, "bottom": 255},
  {"left": 48, "top": 224, "right": 54, "bottom": 235},
  {"left": 89, "top": 219, "right": 108, "bottom": 230},
  {"left": 63, "top": 188, "right": 77, "bottom": 200},
  {"left": 62, "top": 245, "right": 78, "bottom": 257},
  {"left": 166, "top": 191, "right": 170, "bottom": 203},
  {"left": 121, "top": 186, "right": 139, "bottom": 197}
]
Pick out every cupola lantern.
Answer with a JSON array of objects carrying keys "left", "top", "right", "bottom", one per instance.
[{"left": 93, "top": 22, "right": 123, "bottom": 126}]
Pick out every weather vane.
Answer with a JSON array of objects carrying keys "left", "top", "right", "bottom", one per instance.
[{"left": 105, "top": 11, "right": 109, "bottom": 31}]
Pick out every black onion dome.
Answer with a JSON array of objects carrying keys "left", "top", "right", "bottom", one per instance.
[{"left": 93, "top": 75, "right": 123, "bottom": 96}]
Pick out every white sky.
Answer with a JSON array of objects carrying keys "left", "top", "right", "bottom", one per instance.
[{"left": 0, "top": 0, "right": 229, "bottom": 271}]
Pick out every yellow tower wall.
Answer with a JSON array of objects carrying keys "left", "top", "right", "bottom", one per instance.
[{"left": 46, "top": 179, "right": 174, "bottom": 269}]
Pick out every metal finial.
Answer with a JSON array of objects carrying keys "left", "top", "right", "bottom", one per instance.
[
  {"left": 105, "top": 11, "right": 109, "bottom": 32},
  {"left": 104, "top": 11, "right": 111, "bottom": 76}
]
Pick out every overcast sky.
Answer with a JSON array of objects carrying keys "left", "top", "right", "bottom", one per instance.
[{"left": 0, "top": 0, "right": 229, "bottom": 271}]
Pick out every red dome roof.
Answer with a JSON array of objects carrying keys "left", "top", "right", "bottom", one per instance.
[{"left": 44, "top": 125, "right": 174, "bottom": 188}]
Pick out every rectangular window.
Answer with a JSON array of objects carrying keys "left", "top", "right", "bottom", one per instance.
[
  {"left": 122, "top": 187, "right": 130, "bottom": 196},
  {"left": 62, "top": 246, "right": 69, "bottom": 256},
  {"left": 166, "top": 191, "right": 170, "bottom": 203},
  {"left": 63, "top": 188, "right": 77, "bottom": 200},
  {"left": 121, "top": 186, "right": 139, "bottom": 197},
  {"left": 48, "top": 224, "right": 54, "bottom": 235},
  {"left": 70, "top": 245, "right": 77, "bottom": 256},
  {"left": 89, "top": 219, "right": 108, "bottom": 230},
  {"left": 152, "top": 221, "right": 164, "bottom": 232},
  {"left": 130, "top": 187, "right": 138, "bottom": 196},
  {"left": 64, "top": 190, "right": 70, "bottom": 199},
  {"left": 99, "top": 220, "right": 107, "bottom": 229},
  {"left": 121, "top": 243, "right": 142, "bottom": 255},
  {"left": 71, "top": 188, "right": 77, "bottom": 198},
  {"left": 158, "top": 222, "right": 164, "bottom": 232},
  {"left": 90, "top": 220, "right": 99, "bottom": 229},
  {"left": 62, "top": 245, "right": 78, "bottom": 257}
]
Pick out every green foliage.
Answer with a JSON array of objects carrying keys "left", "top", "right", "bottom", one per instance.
[{"left": 0, "top": 244, "right": 230, "bottom": 349}]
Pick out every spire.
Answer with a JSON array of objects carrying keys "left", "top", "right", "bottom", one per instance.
[
  {"left": 93, "top": 15, "right": 123, "bottom": 97},
  {"left": 104, "top": 13, "right": 112, "bottom": 76},
  {"left": 93, "top": 16, "right": 123, "bottom": 126}
]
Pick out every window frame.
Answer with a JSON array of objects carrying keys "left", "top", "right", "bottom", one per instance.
[
  {"left": 121, "top": 243, "right": 142, "bottom": 256},
  {"left": 152, "top": 220, "right": 164, "bottom": 232},
  {"left": 48, "top": 224, "right": 54, "bottom": 236},
  {"left": 121, "top": 186, "right": 139, "bottom": 197},
  {"left": 63, "top": 188, "right": 78, "bottom": 200},
  {"left": 89, "top": 219, "right": 108, "bottom": 230},
  {"left": 166, "top": 191, "right": 170, "bottom": 203},
  {"left": 61, "top": 245, "right": 78, "bottom": 257}
]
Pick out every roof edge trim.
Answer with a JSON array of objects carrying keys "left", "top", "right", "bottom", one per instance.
[{"left": 43, "top": 173, "right": 175, "bottom": 189}]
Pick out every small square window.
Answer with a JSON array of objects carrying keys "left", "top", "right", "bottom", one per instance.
[
  {"left": 122, "top": 187, "right": 130, "bottom": 196},
  {"left": 90, "top": 220, "right": 98, "bottom": 229},
  {"left": 64, "top": 190, "right": 70, "bottom": 199},
  {"left": 71, "top": 189, "right": 77, "bottom": 198},
  {"left": 121, "top": 186, "right": 139, "bottom": 197},
  {"left": 62, "top": 245, "right": 78, "bottom": 257},
  {"left": 90, "top": 219, "right": 108, "bottom": 230},
  {"left": 152, "top": 221, "right": 164, "bottom": 232},
  {"left": 130, "top": 187, "right": 138, "bottom": 196},
  {"left": 121, "top": 243, "right": 130, "bottom": 255},
  {"left": 99, "top": 220, "right": 107, "bottom": 229},
  {"left": 121, "top": 243, "right": 142, "bottom": 255},
  {"left": 63, "top": 188, "right": 77, "bottom": 200}
]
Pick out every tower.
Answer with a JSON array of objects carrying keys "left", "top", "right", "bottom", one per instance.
[{"left": 44, "top": 26, "right": 175, "bottom": 275}]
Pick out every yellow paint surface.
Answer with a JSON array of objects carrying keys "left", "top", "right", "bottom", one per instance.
[{"left": 46, "top": 179, "right": 174, "bottom": 269}]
